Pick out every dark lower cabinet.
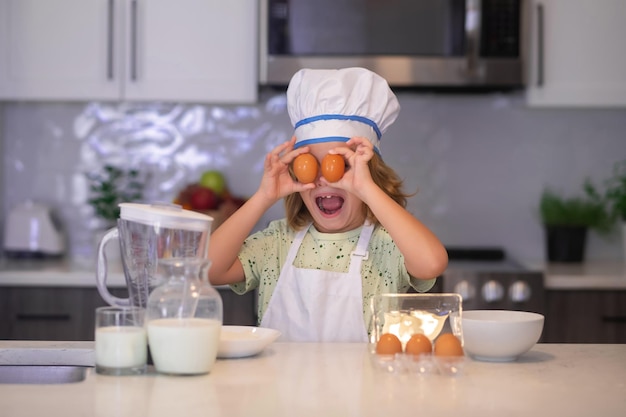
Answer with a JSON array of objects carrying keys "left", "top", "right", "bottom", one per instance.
[
  {"left": 543, "top": 290, "right": 626, "bottom": 343},
  {"left": 0, "top": 286, "right": 257, "bottom": 341},
  {"left": 219, "top": 288, "right": 257, "bottom": 326},
  {"left": 0, "top": 287, "right": 128, "bottom": 341}
]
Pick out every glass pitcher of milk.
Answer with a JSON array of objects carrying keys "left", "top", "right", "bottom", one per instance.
[{"left": 146, "top": 258, "right": 223, "bottom": 375}]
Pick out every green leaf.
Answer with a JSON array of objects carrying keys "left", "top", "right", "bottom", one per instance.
[{"left": 86, "top": 164, "right": 146, "bottom": 222}]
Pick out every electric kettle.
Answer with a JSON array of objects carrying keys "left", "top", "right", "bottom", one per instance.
[{"left": 3, "top": 200, "right": 65, "bottom": 258}]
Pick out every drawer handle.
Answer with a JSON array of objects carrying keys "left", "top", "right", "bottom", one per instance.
[
  {"left": 15, "top": 314, "right": 71, "bottom": 322},
  {"left": 107, "top": 0, "right": 115, "bottom": 80},
  {"left": 602, "top": 316, "right": 626, "bottom": 324},
  {"left": 536, "top": 3, "right": 544, "bottom": 87},
  {"left": 130, "top": 0, "right": 138, "bottom": 81}
]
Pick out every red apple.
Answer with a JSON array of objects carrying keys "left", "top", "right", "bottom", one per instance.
[{"left": 189, "top": 186, "right": 220, "bottom": 210}]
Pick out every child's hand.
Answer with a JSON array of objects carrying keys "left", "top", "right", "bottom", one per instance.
[
  {"left": 258, "top": 137, "right": 315, "bottom": 203},
  {"left": 324, "top": 137, "right": 375, "bottom": 194}
]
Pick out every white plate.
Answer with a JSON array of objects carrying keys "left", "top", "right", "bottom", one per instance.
[{"left": 217, "top": 326, "right": 281, "bottom": 359}]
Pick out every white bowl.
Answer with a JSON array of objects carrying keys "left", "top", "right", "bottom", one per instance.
[
  {"left": 217, "top": 326, "right": 281, "bottom": 359},
  {"left": 461, "top": 310, "right": 544, "bottom": 362}
]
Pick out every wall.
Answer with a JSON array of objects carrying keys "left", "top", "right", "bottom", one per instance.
[{"left": 2, "top": 92, "right": 625, "bottom": 263}]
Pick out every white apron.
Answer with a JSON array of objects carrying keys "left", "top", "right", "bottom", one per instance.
[{"left": 260, "top": 223, "right": 374, "bottom": 342}]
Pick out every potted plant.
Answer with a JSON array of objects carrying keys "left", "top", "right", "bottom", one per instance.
[
  {"left": 602, "top": 160, "right": 626, "bottom": 258},
  {"left": 539, "top": 185, "right": 611, "bottom": 263},
  {"left": 86, "top": 164, "right": 146, "bottom": 260},
  {"left": 87, "top": 165, "right": 145, "bottom": 228},
  {"left": 604, "top": 160, "right": 626, "bottom": 221}
]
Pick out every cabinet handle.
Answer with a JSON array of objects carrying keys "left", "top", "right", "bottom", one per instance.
[
  {"left": 15, "top": 314, "right": 71, "bottom": 322},
  {"left": 107, "top": 0, "right": 115, "bottom": 80},
  {"left": 602, "top": 316, "right": 626, "bottom": 324},
  {"left": 464, "top": 0, "right": 481, "bottom": 79},
  {"left": 130, "top": 0, "right": 138, "bottom": 81},
  {"left": 536, "top": 3, "right": 544, "bottom": 87}
]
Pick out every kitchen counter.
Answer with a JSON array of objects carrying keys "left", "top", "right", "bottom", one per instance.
[
  {"left": 3, "top": 258, "right": 626, "bottom": 291},
  {"left": 0, "top": 342, "right": 624, "bottom": 417},
  {"left": 0, "top": 258, "right": 231, "bottom": 290},
  {"left": 0, "top": 258, "right": 127, "bottom": 288},
  {"left": 525, "top": 260, "right": 626, "bottom": 290},
  {"left": 0, "top": 340, "right": 94, "bottom": 366}
]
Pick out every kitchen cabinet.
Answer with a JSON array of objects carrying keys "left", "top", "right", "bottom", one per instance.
[
  {"left": 0, "top": 287, "right": 127, "bottom": 341},
  {"left": 0, "top": 0, "right": 257, "bottom": 103},
  {"left": 526, "top": 0, "right": 626, "bottom": 107},
  {"left": 0, "top": 288, "right": 8, "bottom": 337},
  {"left": 218, "top": 288, "right": 257, "bottom": 327},
  {"left": 543, "top": 290, "right": 626, "bottom": 343},
  {"left": 0, "top": 286, "right": 256, "bottom": 341}
]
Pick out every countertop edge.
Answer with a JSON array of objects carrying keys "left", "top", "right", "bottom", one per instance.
[{"left": 1, "top": 259, "right": 625, "bottom": 290}]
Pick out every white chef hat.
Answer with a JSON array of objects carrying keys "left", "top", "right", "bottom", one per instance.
[{"left": 286, "top": 67, "right": 400, "bottom": 155}]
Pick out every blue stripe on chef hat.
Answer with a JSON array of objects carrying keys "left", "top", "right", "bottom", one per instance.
[{"left": 287, "top": 67, "right": 400, "bottom": 155}]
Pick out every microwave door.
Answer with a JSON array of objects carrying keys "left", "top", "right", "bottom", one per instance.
[
  {"left": 271, "top": 0, "right": 465, "bottom": 57},
  {"left": 262, "top": 0, "right": 523, "bottom": 87}
]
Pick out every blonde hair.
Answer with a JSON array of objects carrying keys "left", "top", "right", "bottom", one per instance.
[{"left": 285, "top": 154, "right": 412, "bottom": 230}]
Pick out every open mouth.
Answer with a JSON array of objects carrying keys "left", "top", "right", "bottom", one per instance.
[{"left": 316, "top": 195, "right": 344, "bottom": 215}]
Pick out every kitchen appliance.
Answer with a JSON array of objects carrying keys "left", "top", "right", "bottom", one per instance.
[
  {"left": 3, "top": 201, "right": 65, "bottom": 258},
  {"left": 95, "top": 203, "right": 213, "bottom": 308},
  {"left": 260, "top": 0, "right": 525, "bottom": 88},
  {"left": 435, "top": 247, "right": 545, "bottom": 315}
]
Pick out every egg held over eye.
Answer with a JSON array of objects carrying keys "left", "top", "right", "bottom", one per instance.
[
  {"left": 292, "top": 153, "right": 319, "bottom": 184},
  {"left": 321, "top": 154, "right": 345, "bottom": 182}
]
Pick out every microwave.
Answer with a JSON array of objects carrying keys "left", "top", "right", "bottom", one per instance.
[{"left": 259, "top": 0, "right": 525, "bottom": 88}]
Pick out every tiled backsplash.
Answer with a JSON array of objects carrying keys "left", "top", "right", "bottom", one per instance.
[{"left": 2, "top": 92, "right": 626, "bottom": 262}]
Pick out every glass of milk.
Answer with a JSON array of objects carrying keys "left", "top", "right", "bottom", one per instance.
[{"left": 95, "top": 306, "right": 147, "bottom": 375}]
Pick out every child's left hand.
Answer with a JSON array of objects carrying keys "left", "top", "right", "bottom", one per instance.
[{"left": 324, "top": 137, "right": 375, "bottom": 194}]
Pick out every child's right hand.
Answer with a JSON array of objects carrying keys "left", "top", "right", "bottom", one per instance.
[{"left": 257, "top": 137, "right": 315, "bottom": 204}]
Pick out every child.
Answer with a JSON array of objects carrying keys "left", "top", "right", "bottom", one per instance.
[{"left": 208, "top": 67, "right": 448, "bottom": 342}]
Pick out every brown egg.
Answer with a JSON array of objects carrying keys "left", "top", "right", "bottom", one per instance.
[
  {"left": 321, "top": 154, "right": 345, "bottom": 182},
  {"left": 405, "top": 334, "right": 432, "bottom": 356},
  {"left": 376, "top": 333, "right": 403, "bottom": 355},
  {"left": 434, "top": 333, "right": 464, "bottom": 357},
  {"left": 292, "top": 153, "right": 319, "bottom": 184}
]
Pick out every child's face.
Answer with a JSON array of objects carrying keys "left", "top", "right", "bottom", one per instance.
[{"left": 298, "top": 142, "right": 366, "bottom": 233}]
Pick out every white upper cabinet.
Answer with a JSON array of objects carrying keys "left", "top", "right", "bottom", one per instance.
[
  {"left": 526, "top": 0, "right": 626, "bottom": 107},
  {"left": 124, "top": 0, "right": 257, "bottom": 103},
  {"left": 0, "top": 0, "right": 118, "bottom": 100},
  {"left": 0, "top": 0, "right": 257, "bottom": 103}
]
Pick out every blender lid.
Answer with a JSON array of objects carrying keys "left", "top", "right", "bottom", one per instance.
[{"left": 119, "top": 203, "right": 213, "bottom": 231}]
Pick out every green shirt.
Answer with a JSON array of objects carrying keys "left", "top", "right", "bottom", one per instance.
[{"left": 232, "top": 219, "right": 436, "bottom": 327}]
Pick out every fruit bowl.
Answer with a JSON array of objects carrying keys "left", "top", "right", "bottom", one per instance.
[
  {"left": 195, "top": 199, "right": 242, "bottom": 231},
  {"left": 173, "top": 170, "right": 246, "bottom": 231}
]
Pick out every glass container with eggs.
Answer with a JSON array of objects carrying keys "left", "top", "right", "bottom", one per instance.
[{"left": 368, "top": 293, "right": 466, "bottom": 376}]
